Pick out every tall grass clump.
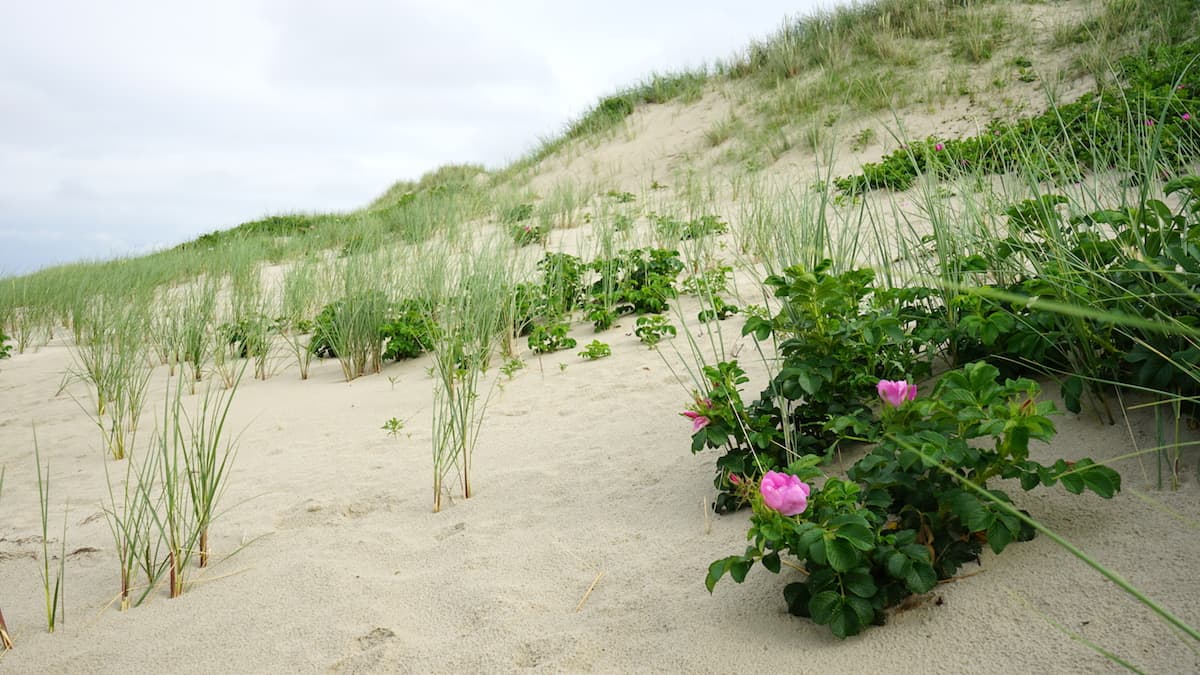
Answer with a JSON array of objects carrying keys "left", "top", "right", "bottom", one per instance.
[
  {"left": 183, "top": 368, "right": 243, "bottom": 567},
  {"left": 148, "top": 367, "right": 244, "bottom": 597},
  {"left": 67, "top": 296, "right": 153, "bottom": 460},
  {"left": 420, "top": 240, "right": 513, "bottom": 512},
  {"left": 103, "top": 440, "right": 162, "bottom": 610},
  {"left": 179, "top": 277, "right": 219, "bottom": 390},
  {"left": 33, "top": 429, "right": 67, "bottom": 632},
  {"left": 278, "top": 257, "right": 324, "bottom": 380},
  {"left": 313, "top": 253, "right": 394, "bottom": 381},
  {"left": 226, "top": 260, "right": 276, "bottom": 382}
]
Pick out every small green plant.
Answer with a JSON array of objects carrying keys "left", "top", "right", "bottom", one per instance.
[
  {"left": 697, "top": 299, "right": 740, "bottom": 322},
  {"left": 528, "top": 323, "right": 577, "bottom": 354},
  {"left": 380, "top": 299, "right": 439, "bottom": 361},
  {"left": 0, "top": 330, "right": 11, "bottom": 361},
  {"left": 500, "top": 357, "right": 525, "bottom": 379},
  {"left": 510, "top": 221, "right": 548, "bottom": 247},
  {"left": 606, "top": 190, "right": 636, "bottom": 203},
  {"left": 578, "top": 340, "right": 613, "bottom": 360},
  {"left": 681, "top": 266, "right": 733, "bottom": 297},
  {"left": 653, "top": 214, "right": 728, "bottom": 241},
  {"left": 382, "top": 417, "right": 405, "bottom": 437},
  {"left": 849, "top": 127, "right": 877, "bottom": 152},
  {"left": 586, "top": 247, "right": 685, "bottom": 329},
  {"left": 635, "top": 315, "right": 677, "bottom": 347}
]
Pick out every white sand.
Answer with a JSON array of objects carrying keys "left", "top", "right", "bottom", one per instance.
[
  {"left": 4, "top": 4, "right": 1200, "bottom": 667},
  {"left": 1, "top": 303, "right": 1198, "bottom": 673}
]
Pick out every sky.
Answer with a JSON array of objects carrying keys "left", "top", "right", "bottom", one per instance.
[{"left": 0, "top": 0, "right": 832, "bottom": 276}]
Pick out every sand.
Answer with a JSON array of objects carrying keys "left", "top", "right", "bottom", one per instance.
[
  {"left": 1, "top": 293, "right": 1199, "bottom": 673},
  {"left": 4, "top": 3, "right": 1200, "bottom": 668}
]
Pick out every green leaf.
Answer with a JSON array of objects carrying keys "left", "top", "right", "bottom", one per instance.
[
  {"left": 905, "top": 562, "right": 937, "bottom": 594},
  {"left": 1061, "top": 376, "right": 1083, "bottom": 414},
  {"left": 886, "top": 551, "right": 911, "bottom": 579},
  {"left": 797, "top": 526, "right": 824, "bottom": 555},
  {"left": 1080, "top": 464, "right": 1120, "bottom": 498},
  {"left": 948, "top": 491, "right": 992, "bottom": 532},
  {"left": 783, "top": 582, "right": 811, "bottom": 617},
  {"left": 986, "top": 518, "right": 1014, "bottom": 554},
  {"left": 829, "top": 599, "right": 868, "bottom": 639},
  {"left": 809, "top": 590, "right": 841, "bottom": 624},
  {"left": 1007, "top": 424, "right": 1030, "bottom": 458},
  {"left": 809, "top": 539, "right": 828, "bottom": 566},
  {"left": 762, "top": 551, "right": 781, "bottom": 574},
  {"left": 705, "top": 558, "right": 730, "bottom": 593},
  {"left": 843, "top": 569, "right": 878, "bottom": 599},
  {"left": 826, "top": 538, "right": 860, "bottom": 572},
  {"left": 836, "top": 524, "right": 875, "bottom": 551},
  {"left": 900, "top": 544, "right": 931, "bottom": 564},
  {"left": 729, "top": 557, "right": 753, "bottom": 583},
  {"left": 1059, "top": 470, "right": 1085, "bottom": 495},
  {"left": 829, "top": 514, "right": 875, "bottom": 551}
]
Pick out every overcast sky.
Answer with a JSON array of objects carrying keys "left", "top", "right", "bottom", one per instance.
[{"left": 0, "top": 1, "right": 832, "bottom": 276}]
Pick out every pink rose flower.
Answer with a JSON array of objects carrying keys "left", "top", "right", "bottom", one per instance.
[
  {"left": 681, "top": 410, "right": 710, "bottom": 433},
  {"left": 760, "top": 471, "right": 810, "bottom": 516},
  {"left": 934, "top": 142, "right": 945, "bottom": 151},
  {"left": 877, "top": 379, "right": 917, "bottom": 408},
  {"left": 1183, "top": 113, "right": 1192, "bottom": 121}
]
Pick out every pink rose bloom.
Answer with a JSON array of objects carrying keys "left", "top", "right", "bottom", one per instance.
[
  {"left": 760, "top": 471, "right": 810, "bottom": 516},
  {"left": 1183, "top": 113, "right": 1192, "bottom": 121},
  {"left": 934, "top": 142, "right": 945, "bottom": 151},
  {"left": 877, "top": 379, "right": 917, "bottom": 408},
  {"left": 681, "top": 410, "right": 710, "bottom": 433}
]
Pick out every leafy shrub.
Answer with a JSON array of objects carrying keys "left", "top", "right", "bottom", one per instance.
[
  {"left": 586, "top": 247, "right": 685, "bottom": 329},
  {"left": 528, "top": 323, "right": 577, "bottom": 354},
  {"left": 510, "top": 222, "right": 548, "bottom": 247},
  {"left": 682, "top": 266, "right": 734, "bottom": 297},
  {"left": 690, "top": 261, "right": 949, "bottom": 512},
  {"left": 634, "top": 315, "right": 677, "bottom": 347},
  {"left": 309, "top": 295, "right": 438, "bottom": 363},
  {"left": 606, "top": 190, "right": 636, "bottom": 203},
  {"left": 707, "top": 364, "right": 1121, "bottom": 638},
  {"left": 537, "top": 253, "right": 588, "bottom": 318},
  {"left": 698, "top": 299, "right": 739, "bottom": 322},
  {"left": 578, "top": 340, "right": 613, "bottom": 360},
  {"left": 0, "top": 330, "right": 11, "bottom": 360},
  {"left": 950, "top": 179, "right": 1200, "bottom": 417},
  {"left": 380, "top": 299, "right": 440, "bottom": 361}
]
